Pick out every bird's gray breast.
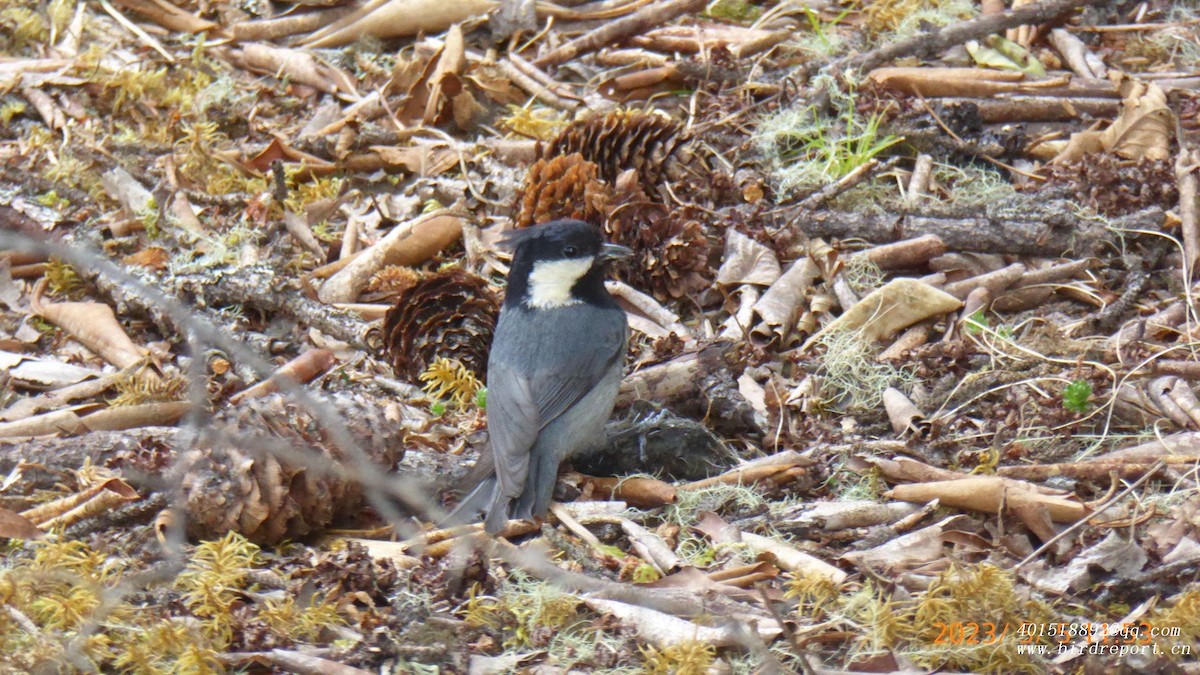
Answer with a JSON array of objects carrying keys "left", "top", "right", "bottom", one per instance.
[{"left": 489, "top": 302, "right": 626, "bottom": 384}]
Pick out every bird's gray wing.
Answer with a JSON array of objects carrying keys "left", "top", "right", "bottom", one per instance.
[
  {"left": 487, "top": 307, "right": 626, "bottom": 499},
  {"left": 486, "top": 362, "right": 542, "bottom": 501}
]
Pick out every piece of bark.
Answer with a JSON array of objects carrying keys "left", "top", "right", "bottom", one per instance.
[
  {"left": 764, "top": 202, "right": 1156, "bottom": 258},
  {"left": 832, "top": 0, "right": 1107, "bottom": 76},
  {"left": 1178, "top": 147, "right": 1200, "bottom": 281},
  {"left": 616, "top": 342, "right": 758, "bottom": 435},
  {"left": 997, "top": 462, "right": 1173, "bottom": 481}
]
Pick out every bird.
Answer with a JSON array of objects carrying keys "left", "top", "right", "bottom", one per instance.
[{"left": 448, "top": 219, "right": 631, "bottom": 535}]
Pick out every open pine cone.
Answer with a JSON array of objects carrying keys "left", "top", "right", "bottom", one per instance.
[
  {"left": 635, "top": 214, "right": 710, "bottom": 299},
  {"left": 514, "top": 153, "right": 610, "bottom": 228},
  {"left": 180, "top": 392, "right": 404, "bottom": 544},
  {"left": 546, "top": 110, "right": 686, "bottom": 187},
  {"left": 381, "top": 268, "right": 498, "bottom": 381}
]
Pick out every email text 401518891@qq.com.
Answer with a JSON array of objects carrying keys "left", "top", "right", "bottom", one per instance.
[{"left": 930, "top": 620, "right": 1191, "bottom": 657}]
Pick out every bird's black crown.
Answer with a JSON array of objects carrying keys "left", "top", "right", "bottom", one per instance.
[{"left": 500, "top": 219, "right": 603, "bottom": 262}]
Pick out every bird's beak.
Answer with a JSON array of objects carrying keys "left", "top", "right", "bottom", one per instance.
[{"left": 600, "top": 243, "right": 633, "bottom": 262}]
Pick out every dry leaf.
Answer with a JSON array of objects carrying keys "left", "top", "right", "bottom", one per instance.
[
  {"left": 841, "top": 515, "right": 971, "bottom": 570},
  {"left": 804, "top": 278, "right": 962, "bottom": 347},
  {"left": 715, "top": 229, "right": 781, "bottom": 286},
  {"left": 750, "top": 257, "right": 820, "bottom": 348},
  {"left": 1052, "top": 81, "right": 1171, "bottom": 163},
  {"left": 582, "top": 597, "right": 781, "bottom": 647},
  {"left": 0, "top": 507, "right": 44, "bottom": 540},
  {"left": 301, "top": 0, "right": 496, "bottom": 49},
  {"left": 229, "top": 348, "right": 337, "bottom": 405},
  {"left": 318, "top": 213, "right": 464, "bottom": 303},
  {"left": 741, "top": 532, "right": 847, "bottom": 583},
  {"left": 218, "top": 44, "right": 359, "bottom": 99},
  {"left": 886, "top": 476, "right": 1088, "bottom": 523},
  {"left": 31, "top": 285, "right": 146, "bottom": 369},
  {"left": 0, "top": 350, "right": 101, "bottom": 388},
  {"left": 868, "top": 67, "right": 1028, "bottom": 97}
]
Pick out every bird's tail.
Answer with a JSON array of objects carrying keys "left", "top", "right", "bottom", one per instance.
[{"left": 442, "top": 476, "right": 496, "bottom": 528}]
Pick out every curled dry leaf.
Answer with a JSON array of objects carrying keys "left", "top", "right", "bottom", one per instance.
[
  {"left": 750, "top": 257, "right": 820, "bottom": 349},
  {"left": 578, "top": 474, "right": 676, "bottom": 508},
  {"left": 79, "top": 401, "right": 190, "bottom": 432},
  {"left": 229, "top": 348, "right": 337, "bottom": 405},
  {"left": 109, "top": 0, "right": 218, "bottom": 33},
  {"left": 31, "top": 279, "right": 146, "bottom": 369},
  {"left": 0, "top": 349, "right": 100, "bottom": 388},
  {"left": 841, "top": 515, "right": 974, "bottom": 571},
  {"left": 1052, "top": 80, "right": 1172, "bottom": 164},
  {"left": 804, "top": 278, "right": 962, "bottom": 348},
  {"left": 740, "top": 532, "right": 847, "bottom": 584},
  {"left": 582, "top": 597, "right": 781, "bottom": 648},
  {"left": 21, "top": 477, "right": 139, "bottom": 530},
  {"left": 605, "top": 280, "right": 691, "bottom": 340},
  {"left": 301, "top": 0, "right": 496, "bottom": 48},
  {"left": 0, "top": 406, "right": 89, "bottom": 438},
  {"left": 887, "top": 476, "right": 1089, "bottom": 524},
  {"left": 868, "top": 67, "right": 1030, "bottom": 97},
  {"left": 100, "top": 166, "right": 154, "bottom": 217},
  {"left": 0, "top": 508, "right": 43, "bottom": 540},
  {"left": 848, "top": 235, "right": 947, "bottom": 270},
  {"left": 318, "top": 212, "right": 464, "bottom": 303},
  {"left": 716, "top": 229, "right": 781, "bottom": 287},
  {"left": 882, "top": 387, "right": 931, "bottom": 438},
  {"left": 621, "top": 519, "right": 681, "bottom": 574},
  {"left": 775, "top": 500, "right": 922, "bottom": 532},
  {"left": 217, "top": 43, "right": 359, "bottom": 99}
]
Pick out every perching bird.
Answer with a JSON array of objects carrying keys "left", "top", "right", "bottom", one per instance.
[{"left": 449, "top": 219, "right": 631, "bottom": 535}]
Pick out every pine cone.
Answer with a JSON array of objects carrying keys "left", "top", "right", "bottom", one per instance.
[
  {"left": 633, "top": 213, "right": 711, "bottom": 300},
  {"left": 546, "top": 110, "right": 686, "bottom": 187},
  {"left": 1038, "top": 155, "right": 1176, "bottom": 216},
  {"left": 381, "top": 269, "right": 498, "bottom": 381},
  {"left": 180, "top": 392, "right": 404, "bottom": 544},
  {"left": 514, "top": 153, "right": 610, "bottom": 228},
  {"left": 362, "top": 265, "right": 424, "bottom": 303}
]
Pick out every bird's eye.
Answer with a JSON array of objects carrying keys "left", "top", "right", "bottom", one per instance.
[{"left": 563, "top": 245, "right": 578, "bottom": 256}]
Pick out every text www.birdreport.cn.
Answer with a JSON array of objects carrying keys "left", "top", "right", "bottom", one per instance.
[{"left": 930, "top": 621, "right": 1191, "bottom": 657}]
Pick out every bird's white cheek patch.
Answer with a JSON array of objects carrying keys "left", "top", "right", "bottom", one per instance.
[{"left": 527, "top": 257, "right": 594, "bottom": 309}]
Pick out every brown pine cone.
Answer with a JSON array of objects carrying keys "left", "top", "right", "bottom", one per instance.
[
  {"left": 514, "top": 153, "right": 610, "bottom": 229},
  {"left": 546, "top": 110, "right": 686, "bottom": 187},
  {"left": 636, "top": 215, "right": 711, "bottom": 300},
  {"left": 179, "top": 392, "right": 405, "bottom": 544},
  {"left": 381, "top": 268, "right": 499, "bottom": 381}
]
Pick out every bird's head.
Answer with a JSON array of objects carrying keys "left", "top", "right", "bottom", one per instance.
[{"left": 500, "top": 219, "right": 632, "bottom": 310}]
